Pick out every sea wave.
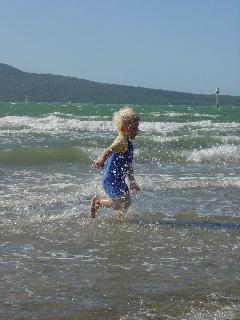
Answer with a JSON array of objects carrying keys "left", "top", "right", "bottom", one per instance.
[
  {"left": 1, "top": 114, "right": 240, "bottom": 165},
  {"left": 0, "top": 115, "right": 114, "bottom": 133},
  {"left": 186, "top": 145, "right": 240, "bottom": 163},
  {"left": 0, "top": 147, "right": 91, "bottom": 165},
  {"left": 138, "top": 134, "right": 240, "bottom": 150},
  {"left": 1, "top": 144, "right": 239, "bottom": 166},
  {"left": 135, "top": 144, "right": 240, "bottom": 164},
  {"left": 139, "top": 173, "right": 240, "bottom": 190},
  {"left": 1, "top": 114, "right": 240, "bottom": 135}
]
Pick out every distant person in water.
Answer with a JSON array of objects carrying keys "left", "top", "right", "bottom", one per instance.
[{"left": 90, "top": 106, "right": 141, "bottom": 218}]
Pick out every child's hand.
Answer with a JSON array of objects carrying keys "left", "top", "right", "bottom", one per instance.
[
  {"left": 91, "top": 148, "right": 112, "bottom": 169},
  {"left": 91, "top": 159, "right": 104, "bottom": 169}
]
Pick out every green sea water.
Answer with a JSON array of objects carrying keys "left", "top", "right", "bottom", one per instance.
[
  {"left": 1, "top": 101, "right": 240, "bottom": 121},
  {"left": 1, "top": 102, "right": 240, "bottom": 166},
  {"left": 1, "top": 102, "right": 240, "bottom": 319}
]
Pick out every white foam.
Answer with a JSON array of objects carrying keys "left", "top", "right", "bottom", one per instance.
[
  {"left": 0, "top": 115, "right": 114, "bottom": 134},
  {"left": 1, "top": 115, "right": 240, "bottom": 137},
  {"left": 140, "top": 121, "right": 185, "bottom": 134},
  {"left": 187, "top": 145, "right": 240, "bottom": 163}
]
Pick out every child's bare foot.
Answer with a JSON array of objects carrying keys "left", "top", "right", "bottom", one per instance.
[{"left": 90, "top": 195, "right": 99, "bottom": 218}]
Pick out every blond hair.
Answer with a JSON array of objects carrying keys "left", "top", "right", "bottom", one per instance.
[{"left": 113, "top": 106, "right": 140, "bottom": 131}]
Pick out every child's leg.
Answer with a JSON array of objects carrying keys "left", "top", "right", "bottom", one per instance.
[
  {"left": 112, "top": 195, "right": 131, "bottom": 212},
  {"left": 90, "top": 195, "right": 113, "bottom": 218},
  {"left": 90, "top": 194, "right": 131, "bottom": 218}
]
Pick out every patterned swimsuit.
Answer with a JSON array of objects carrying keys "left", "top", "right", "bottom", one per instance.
[{"left": 102, "top": 135, "right": 133, "bottom": 199}]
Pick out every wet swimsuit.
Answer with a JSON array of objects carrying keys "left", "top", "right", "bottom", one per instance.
[{"left": 102, "top": 135, "right": 133, "bottom": 199}]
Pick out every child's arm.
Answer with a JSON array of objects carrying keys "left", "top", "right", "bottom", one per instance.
[
  {"left": 92, "top": 135, "right": 127, "bottom": 169},
  {"left": 127, "top": 165, "right": 141, "bottom": 192},
  {"left": 91, "top": 147, "right": 113, "bottom": 169}
]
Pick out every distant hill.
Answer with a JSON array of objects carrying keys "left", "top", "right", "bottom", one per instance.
[{"left": 0, "top": 63, "right": 239, "bottom": 105}]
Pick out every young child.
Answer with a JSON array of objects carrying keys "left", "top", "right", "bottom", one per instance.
[{"left": 90, "top": 107, "right": 140, "bottom": 218}]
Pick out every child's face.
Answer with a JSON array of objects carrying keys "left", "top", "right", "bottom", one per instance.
[{"left": 122, "top": 121, "right": 139, "bottom": 140}]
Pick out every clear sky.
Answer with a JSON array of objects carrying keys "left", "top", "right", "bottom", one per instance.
[{"left": 0, "top": 0, "right": 239, "bottom": 95}]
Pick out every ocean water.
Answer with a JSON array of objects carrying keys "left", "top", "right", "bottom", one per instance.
[{"left": 0, "top": 102, "right": 240, "bottom": 320}]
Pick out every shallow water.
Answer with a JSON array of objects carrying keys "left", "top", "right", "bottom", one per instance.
[
  {"left": 1, "top": 103, "right": 240, "bottom": 319},
  {"left": 1, "top": 211, "right": 240, "bottom": 319}
]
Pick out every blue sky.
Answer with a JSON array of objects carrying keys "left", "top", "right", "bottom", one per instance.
[{"left": 0, "top": 0, "right": 239, "bottom": 95}]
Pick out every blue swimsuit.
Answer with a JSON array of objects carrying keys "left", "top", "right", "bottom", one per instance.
[{"left": 102, "top": 136, "right": 133, "bottom": 199}]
